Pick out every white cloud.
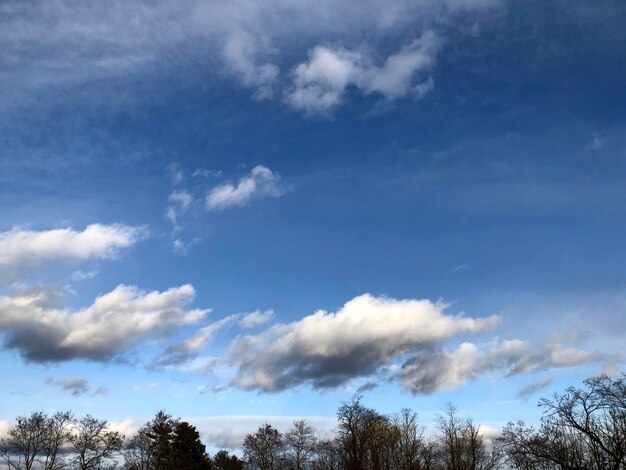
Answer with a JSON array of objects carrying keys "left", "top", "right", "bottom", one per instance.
[
  {"left": 70, "top": 269, "right": 99, "bottom": 281},
  {"left": 206, "top": 165, "right": 286, "bottom": 211},
  {"left": 108, "top": 418, "right": 143, "bottom": 441},
  {"left": 169, "top": 190, "right": 192, "bottom": 213},
  {"left": 446, "top": 263, "right": 469, "bottom": 276},
  {"left": 361, "top": 32, "right": 440, "bottom": 97},
  {"left": 165, "top": 190, "right": 193, "bottom": 225},
  {"left": 214, "top": 293, "right": 602, "bottom": 393},
  {"left": 0, "top": 224, "right": 144, "bottom": 282},
  {"left": 286, "top": 31, "right": 441, "bottom": 114},
  {"left": 239, "top": 309, "right": 274, "bottom": 328},
  {"left": 175, "top": 315, "right": 238, "bottom": 353},
  {"left": 0, "top": 420, "right": 10, "bottom": 439},
  {"left": 399, "top": 340, "right": 602, "bottom": 394},
  {"left": 224, "top": 293, "right": 501, "bottom": 391},
  {"left": 0, "top": 284, "right": 208, "bottom": 362},
  {"left": 286, "top": 47, "right": 360, "bottom": 114},
  {"left": 477, "top": 424, "right": 502, "bottom": 447},
  {"left": 190, "top": 415, "right": 337, "bottom": 450},
  {"left": 153, "top": 314, "right": 238, "bottom": 367},
  {"left": 223, "top": 30, "right": 279, "bottom": 99}
]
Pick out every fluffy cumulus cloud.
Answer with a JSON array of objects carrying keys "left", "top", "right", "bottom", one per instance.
[
  {"left": 398, "top": 340, "right": 602, "bottom": 394},
  {"left": 286, "top": 31, "right": 441, "bottom": 114},
  {"left": 206, "top": 166, "right": 286, "bottom": 210},
  {"left": 0, "top": 224, "right": 144, "bottom": 282},
  {"left": 224, "top": 293, "right": 501, "bottom": 391},
  {"left": 0, "top": 284, "right": 208, "bottom": 362}
]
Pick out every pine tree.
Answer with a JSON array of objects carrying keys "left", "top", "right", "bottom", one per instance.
[{"left": 170, "top": 421, "right": 212, "bottom": 470}]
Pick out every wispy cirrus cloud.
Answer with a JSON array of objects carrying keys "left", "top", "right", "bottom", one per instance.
[
  {"left": 155, "top": 314, "right": 239, "bottom": 367},
  {"left": 516, "top": 377, "right": 553, "bottom": 401},
  {"left": 222, "top": 29, "right": 279, "bottom": 100},
  {"left": 585, "top": 132, "right": 606, "bottom": 151},
  {"left": 165, "top": 190, "right": 193, "bottom": 226},
  {"left": 0, "top": 0, "right": 501, "bottom": 115},
  {"left": 239, "top": 309, "right": 274, "bottom": 329}
]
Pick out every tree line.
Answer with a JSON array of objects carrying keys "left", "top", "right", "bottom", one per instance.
[{"left": 1, "top": 374, "right": 624, "bottom": 469}]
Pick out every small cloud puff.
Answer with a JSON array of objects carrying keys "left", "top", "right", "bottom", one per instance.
[
  {"left": 44, "top": 376, "right": 108, "bottom": 397},
  {"left": 206, "top": 166, "right": 286, "bottom": 210},
  {"left": 285, "top": 31, "right": 441, "bottom": 115}
]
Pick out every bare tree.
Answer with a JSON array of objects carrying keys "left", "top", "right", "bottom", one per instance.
[
  {"left": 500, "top": 374, "right": 626, "bottom": 470},
  {"left": 41, "top": 411, "right": 74, "bottom": 470},
  {"left": 336, "top": 395, "right": 385, "bottom": 470},
  {"left": 124, "top": 428, "right": 154, "bottom": 470},
  {"left": 311, "top": 439, "right": 341, "bottom": 470},
  {"left": 243, "top": 423, "right": 284, "bottom": 470},
  {"left": 436, "top": 403, "right": 501, "bottom": 470},
  {"left": 0, "top": 411, "right": 47, "bottom": 470},
  {"left": 69, "top": 415, "right": 124, "bottom": 470},
  {"left": 419, "top": 437, "right": 440, "bottom": 470},
  {"left": 389, "top": 409, "right": 425, "bottom": 470},
  {"left": 285, "top": 420, "right": 317, "bottom": 470},
  {"left": 541, "top": 374, "right": 626, "bottom": 469}
]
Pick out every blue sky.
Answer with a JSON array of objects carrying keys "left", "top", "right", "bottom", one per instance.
[{"left": 1, "top": 0, "right": 625, "bottom": 450}]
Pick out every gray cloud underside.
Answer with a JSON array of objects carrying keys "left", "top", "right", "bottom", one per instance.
[
  {"left": 44, "top": 376, "right": 108, "bottom": 397},
  {"left": 0, "top": 284, "right": 207, "bottom": 362},
  {"left": 399, "top": 341, "right": 600, "bottom": 394},
  {"left": 206, "top": 293, "right": 603, "bottom": 394},
  {"left": 223, "top": 293, "right": 501, "bottom": 391},
  {"left": 45, "top": 376, "right": 89, "bottom": 396},
  {"left": 516, "top": 377, "right": 554, "bottom": 401}
]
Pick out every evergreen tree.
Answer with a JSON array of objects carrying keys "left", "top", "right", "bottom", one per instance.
[
  {"left": 213, "top": 450, "right": 244, "bottom": 470},
  {"left": 144, "top": 411, "right": 178, "bottom": 470},
  {"left": 170, "top": 421, "right": 212, "bottom": 470}
]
